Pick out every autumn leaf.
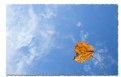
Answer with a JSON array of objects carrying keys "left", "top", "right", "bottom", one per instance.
[{"left": 74, "top": 41, "right": 94, "bottom": 63}]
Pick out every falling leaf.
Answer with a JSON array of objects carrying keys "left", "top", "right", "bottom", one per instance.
[{"left": 74, "top": 41, "right": 94, "bottom": 63}]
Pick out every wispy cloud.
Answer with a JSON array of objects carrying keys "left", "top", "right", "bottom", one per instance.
[
  {"left": 77, "top": 21, "right": 82, "bottom": 27},
  {"left": 93, "top": 47, "right": 117, "bottom": 66},
  {"left": 6, "top": 5, "right": 57, "bottom": 74},
  {"left": 77, "top": 21, "right": 89, "bottom": 41},
  {"left": 41, "top": 7, "right": 56, "bottom": 19},
  {"left": 83, "top": 43, "right": 117, "bottom": 75},
  {"left": 80, "top": 31, "right": 88, "bottom": 41}
]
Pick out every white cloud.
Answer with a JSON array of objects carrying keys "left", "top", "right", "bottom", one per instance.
[
  {"left": 83, "top": 45, "right": 117, "bottom": 74},
  {"left": 80, "top": 31, "right": 88, "bottom": 41},
  {"left": 6, "top": 5, "right": 57, "bottom": 74},
  {"left": 41, "top": 9, "right": 56, "bottom": 19},
  {"left": 40, "top": 29, "right": 55, "bottom": 38},
  {"left": 77, "top": 21, "right": 82, "bottom": 27}
]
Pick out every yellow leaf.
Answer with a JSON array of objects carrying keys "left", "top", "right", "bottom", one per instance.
[{"left": 74, "top": 41, "right": 94, "bottom": 63}]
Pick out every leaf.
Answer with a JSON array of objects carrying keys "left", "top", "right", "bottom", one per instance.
[{"left": 74, "top": 41, "right": 94, "bottom": 63}]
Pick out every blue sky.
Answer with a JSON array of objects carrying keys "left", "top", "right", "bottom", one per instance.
[{"left": 6, "top": 4, "right": 118, "bottom": 75}]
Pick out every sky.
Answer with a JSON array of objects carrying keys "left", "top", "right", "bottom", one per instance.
[{"left": 6, "top": 4, "right": 118, "bottom": 75}]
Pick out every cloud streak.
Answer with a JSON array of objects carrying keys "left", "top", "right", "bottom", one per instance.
[{"left": 80, "top": 31, "right": 88, "bottom": 41}]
